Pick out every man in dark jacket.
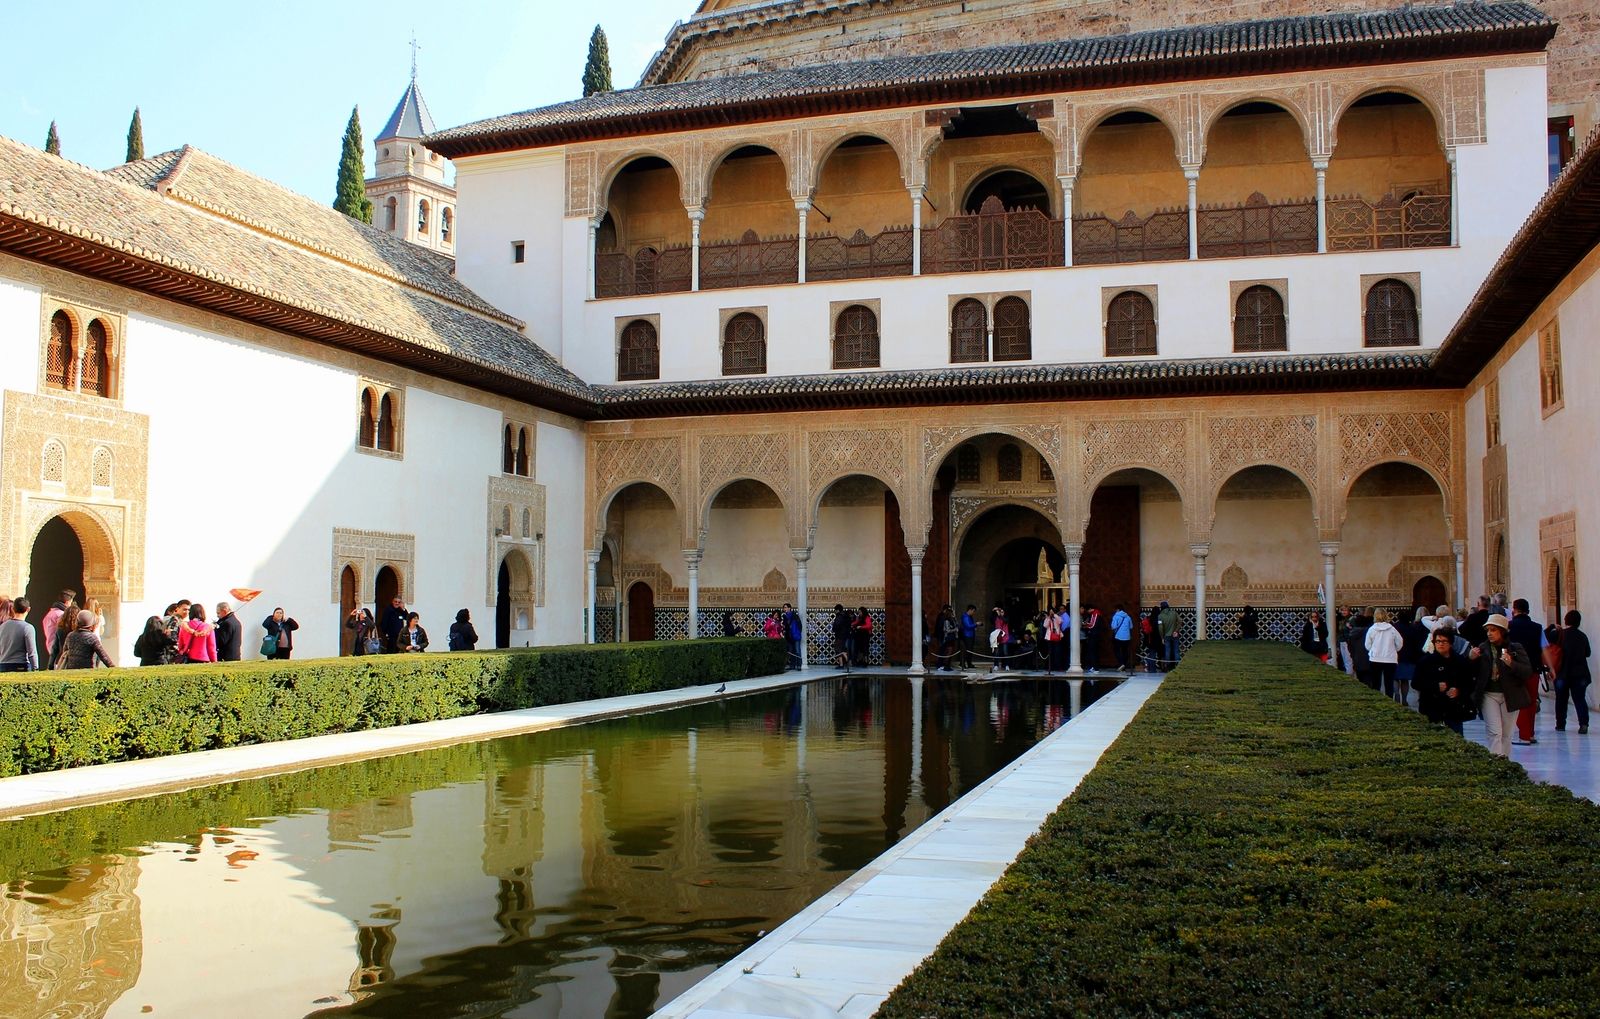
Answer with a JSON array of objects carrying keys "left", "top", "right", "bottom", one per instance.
[
  {"left": 1347, "top": 609, "right": 1375, "bottom": 690},
  {"left": 1471, "top": 614, "right": 1532, "bottom": 757},
  {"left": 1507, "top": 599, "right": 1545, "bottom": 745},
  {"left": 1459, "top": 596, "right": 1492, "bottom": 646},
  {"left": 380, "top": 596, "right": 408, "bottom": 654},
  {"left": 214, "top": 602, "right": 242, "bottom": 662}
]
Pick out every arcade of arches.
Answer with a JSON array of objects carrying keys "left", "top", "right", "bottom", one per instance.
[{"left": 586, "top": 392, "right": 1466, "bottom": 667}]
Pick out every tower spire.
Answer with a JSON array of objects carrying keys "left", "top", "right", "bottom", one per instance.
[{"left": 410, "top": 32, "right": 420, "bottom": 82}]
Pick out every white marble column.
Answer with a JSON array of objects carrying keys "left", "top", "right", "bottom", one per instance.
[
  {"left": 1321, "top": 541, "right": 1339, "bottom": 666},
  {"left": 688, "top": 205, "right": 705, "bottom": 291},
  {"left": 585, "top": 549, "right": 600, "bottom": 644},
  {"left": 909, "top": 185, "right": 925, "bottom": 276},
  {"left": 1068, "top": 678, "right": 1083, "bottom": 717},
  {"left": 1452, "top": 539, "right": 1467, "bottom": 608},
  {"left": 1057, "top": 174, "right": 1076, "bottom": 267},
  {"left": 1184, "top": 167, "right": 1200, "bottom": 260},
  {"left": 1313, "top": 158, "right": 1329, "bottom": 253},
  {"left": 792, "top": 548, "right": 812, "bottom": 669},
  {"left": 586, "top": 218, "right": 599, "bottom": 300},
  {"left": 1192, "top": 544, "right": 1210, "bottom": 642},
  {"left": 795, "top": 199, "right": 811, "bottom": 284},
  {"left": 1066, "top": 542, "right": 1084, "bottom": 675},
  {"left": 908, "top": 545, "right": 927, "bottom": 676},
  {"left": 684, "top": 549, "right": 703, "bottom": 639},
  {"left": 1446, "top": 147, "right": 1459, "bottom": 247}
]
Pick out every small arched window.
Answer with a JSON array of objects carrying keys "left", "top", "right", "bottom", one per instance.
[
  {"left": 832, "top": 304, "right": 879, "bottom": 370},
  {"left": 46, "top": 310, "right": 74, "bottom": 390},
  {"left": 92, "top": 446, "right": 113, "bottom": 488},
  {"left": 521, "top": 508, "right": 532, "bottom": 538},
  {"left": 359, "top": 388, "right": 377, "bottom": 449},
  {"left": 376, "top": 392, "right": 396, "bottom": 451},
  {"left": 617, "top": 319, "right": 659, "bottom": 381},
  {"left": 1106, "top": 291, "right": 1157, "bottom": 357},
  {"left": 81, "top": 318, "right": 112, "bottom": 397},
  {"left": 1233, "top": 286, "right": 1287, "bottom": 352},
  {"left": 440, "top": 207, "right": 453, "bottom": 243},
  {"left": 385, "top": 198, "right": 398, "bottom": 232},
  {"left": 515, "top": 427, "right": 530, "bottom": 477},
  {"left": 950, "top": 299, "right": 987, "bottom": 363},
  {"left": 722, "top": 313, "right": 766, "bottom": 376},
  {"left": 417, "top": 199, "right": 431, "bottom": 237},
  {"left": 956, "top": 444, "right": 980, "bottom": 483},
  {"left": 41, "top": 439, "right": 65, "bottom": 484},
  {"left": 502, "top": 505, "right": 512, "bottom": 535},
  {"left": 1364, "top": 279, "right": 1419, "bottom": 347},
  {"left": 502, "top": 424, "right": 515, "bottom": 473},
  {"left": 993, "top": 297, "right": 1031, "bottom": 361},
  {"left": 997, "top": 444, "right": 1023, "bottom": 482}
]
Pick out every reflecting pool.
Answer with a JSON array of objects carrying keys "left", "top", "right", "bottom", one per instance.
[{"left": 0, "top": 675, "right": 1116, "bottom": 1018}]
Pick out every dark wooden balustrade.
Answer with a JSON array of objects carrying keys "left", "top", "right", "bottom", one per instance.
[
  {"left": 1072, "top": 207, "right": 1189, "bottom": 265},
  {"left": 1326, "top": 191, "right": 1451, "bottom": 251},
  {"left": 921, "top": 198, "right": 1064, "bottom": 274},
  {"left": 1197, "top": 193, "right": 1317, "bottom": 258}
]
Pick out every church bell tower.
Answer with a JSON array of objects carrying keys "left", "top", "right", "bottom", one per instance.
[{"left": 365, "top": 66, "right": 457, "bottom": 253}]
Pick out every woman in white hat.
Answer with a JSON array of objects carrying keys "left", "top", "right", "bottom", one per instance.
[{"left": 1469, "top": 614, "right": 1533, "bottom": 757}]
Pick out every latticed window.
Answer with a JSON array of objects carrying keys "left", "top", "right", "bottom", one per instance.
[
  {"left": 1364, "top": 279, "right": 1418, "bottom": 347},
  {"left": 81, "top": 318, "right": 112, "bottom": 397},
  {"left": 997, "top": 443, "right": 1023, "bottom": 482},
  {"left": 92, "top": 447, "right": 113, "bottom": 488},
  {"left": 1539, "top": 319, "right": 1564, "bottom": 413},
  {"left": 722, "top": 313, "right": 766, "bottom": 376},
  {"left": 502, "top": 424, "right": 515, "bottom": 473},
  {"left": 617, "top": 319, "right": 659, "bottom": 381},
  {"left": 515, "top": 427, "right": 530, "bottom": 476},
  {"left": 1105, "top": 292, "right": 1157, "bottom": 357},
  {"left": 377, "top": 393, "right": 397, "bottom": 451},
  {"left": 950, "top": 299, "right": 987, "bottom": 363},
  {"left": 993, "top": 297, "right": 1031, "bottom": 361},
  {"left": 1233, "top": 286, "right": 1286, "bottom": 352},
  {"left": 46, "top": 310, "right": 74, "bottom": 390},
  {"left": 832, "top": 304, "right": 879, "bottom": 369},
  {"left": 1485, "top": 379, "right": 1502, "bottom": 446},
  {"left": 956, "top": 444, "right": 980, "bottom": 483},
  {"left": 359, "top": 388, "right": 378, "bottom": 449},
  {"left": 41, "top": 440, "right": 65, "bottom": 484}
]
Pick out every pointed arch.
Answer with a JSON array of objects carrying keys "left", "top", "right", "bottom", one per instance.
[
  {"left": 45, "top": 309, "right": 75, "bottom": 390},
  {"left": 81, "top": 318, "right": 112, "bottom": 397}
]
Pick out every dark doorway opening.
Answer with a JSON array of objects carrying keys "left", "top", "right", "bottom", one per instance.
[
  {"left": 339, "top": 565, "right": 357, "bottom": 656},
  {"left": 628, "top": 583, "right": 655, "bottom": 642},
  {"left": 374, "top": 565, "right": 400, "bottom": 651},
  {"left": 25, "top": 516, "right": 85, "bottom": 664},
  {"left": 1412, "top": 575, "right": 1447, "bottom": 612},
  {"left": 496, "top": 559, "right": 512, "bottom": 649}
]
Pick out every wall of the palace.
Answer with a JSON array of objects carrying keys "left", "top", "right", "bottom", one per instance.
[{"left": 0, "top": 261, "right": 586, "bottom": 663}]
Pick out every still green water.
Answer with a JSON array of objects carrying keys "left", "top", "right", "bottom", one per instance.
[{"left": 0, "top": 675, "right": 1113, "bottom": 1018}]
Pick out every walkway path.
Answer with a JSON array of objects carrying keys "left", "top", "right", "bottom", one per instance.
[
  {"left": 1463, "top": 694, "right": 1599, "bottom": 802},
  {"left": 654, "top": 674, "right": 1163, "bottom": 1019}
]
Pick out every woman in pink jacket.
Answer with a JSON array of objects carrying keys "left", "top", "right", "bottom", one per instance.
[{"left": 177, "top": 603, "right": 218, "bottom": 663}]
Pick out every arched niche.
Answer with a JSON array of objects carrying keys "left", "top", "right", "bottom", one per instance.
[{"left": 699, "top": 478, "right": 789, "bottom": 590}]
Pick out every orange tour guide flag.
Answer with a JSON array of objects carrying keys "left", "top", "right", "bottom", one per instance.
[{"left": 229, "top": 588, "right": 263, "bottom": 603}]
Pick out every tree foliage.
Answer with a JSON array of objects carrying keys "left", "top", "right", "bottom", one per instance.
[
  {"left": 44, "top": 121, "right": 60, "bottom": 156},
  {"left": 333, "top": 106, "right": 374, "bottom": 223},
  {"left": 582, "top": 25, "right": 613, "bottom": 97},
  {"left": 126, "top": 107, "right": 144, "bottom": 163}
]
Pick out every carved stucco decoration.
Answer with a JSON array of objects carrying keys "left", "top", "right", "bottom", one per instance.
[
  {"left": 806, "top": 113, "right": 923, "bottom": 191},
  {"left": 1081, "top": 418, "right": 1189, "bottom": 497},
  {"left": 331, "top": 528, "right": 416, "bottom": 603},
  {"left": 1208, "top": 415, "right": 1319, "bottom": 495},
  {"left": 809, "top": 428, "right": 907, "bottom": 516},
  {"left": 1337, "top": 411, "right": 1453, "bottom": 501},
  {"left": 487, "top": 475, "right": 548, "bottom": 608},
  {"left": 593, "top": 434, "right": 684, "bottom": 531},
  {"left": 698, "top": 432, "right": 790, "bottom": 508},
  {"left": 1195, "top": 84, "right": 1317, "bottom": 163},
  {"left": 921, "top": 423, "right": 1062, "bottom": 480}
]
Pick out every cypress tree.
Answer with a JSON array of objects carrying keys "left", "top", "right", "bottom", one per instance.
[
  {"left": 44, "top": 121, "right": 60, "bottom": 156},
  {"left": 582, "top": 25, "right": 613, "bottom": 97},
  {"left": 126, "top": 107, "right": 145, "bottom": 163},
  {"left": 124, "top": 106, "right": 144, "bottom": 161},
  {"left": 333, "top": 106, "right": 374, "bottom": 224}
]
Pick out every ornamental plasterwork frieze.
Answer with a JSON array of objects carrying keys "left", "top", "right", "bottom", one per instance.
[
  {"left": 1081, "top": 418, "right": 1189, "bottom": 496},
  {"left": 808, "top": 427, "right": 907, "bottom": 498},
  {"left": 487, "top": 475, "right": 548, "bottom": 607},
  {"left": 1208, "top": 415, "right": 1320, "bottom": 494},
  {"left": 697, "top": 432, "right": 790, "bottom": 508},
  {"left": 592, "top": 434, "right": 684, "bottom": 522},
  {"left": 330, "top": 528, "right": 416, "bottom": 603},
  {"left": 1337, "top": 411, "right": 1453, "bottom": 499}
]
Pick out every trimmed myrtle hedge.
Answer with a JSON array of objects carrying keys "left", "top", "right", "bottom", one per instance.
[
  {"left": 0, "top": 638, "right": 786, "bottom": 777},
  {"left": 880, "top": 641, "right": 1600, "bottom": 1018}
]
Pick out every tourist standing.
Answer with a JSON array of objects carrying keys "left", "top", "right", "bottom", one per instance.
[
  {"left": 937, "top": 606, "right": 958, "bottom": 671},
  {"left": 1460, "top": 596, "right": 1492, "bottom": 646},
  {"left": 262, "top": 608, "right": 298, "bottom": 660},
  {"left": 1082, "top": 604, "right": 1102, "bottom": 674},
  {"left": 177, "top": 603, "right": 218, "bottom": 663},
  {"left": 1043, "top": 605, "right": 1063, "bottom": 674},
  {"left": 1298, "top": 611, "right": 1328, "bottom": 662},
  {"left": 133, "top": 615, "right": 174, "bottom": 666},
  {"left": 782, "top": 603, "right": 803, "bottom": 669},
  {"left": 1555, "top": 610, "right": 1590, "bottom": 734},
  {"left": 720, "top": 611, "right": 742, "bottom": 638},
  {"left": 1470, "top": 613, "right": 1532, "bottom": 758},
  {"left": 1238, "top": 605, "right": 1259, "bottom": 640},
  {"left": 1365, "top": 608, "right": 1403, "bottom": 701},
  {"left": 56, "top": 610, "right": 112, "bottom": 670},
  {"left": 214, "top": 602, "right": 242, "bottom": 662},
  {"left": 959, "top": 604, "right": 977, "bottom": 669},
  {"left": 1347, "top": 609, "right": 1375, "bottom": 690},
  {"left": 1508, "top": 599, "right": 1545, "bottom": 746},
  {"left": 450, "top": 609, "right": 479, "bottom": 651},
  {"left": 1156, "top": 601, "right": 1179, "bottom": 671},
  {"left": 0, "top": 597, "right": 38, "bottom": 672},
  {"left": 852, "top": 606, "right": 873, "bottom": 666},
  {"left": 761, "top": 610, "right": 781, "bottom": 640},
  {"left": 1110, "top": 604, "right": 1133, "bottom": 672},
  {"left": 41, "top": 589, "right": 75, "bottom": 669},
  {"left": 380, "top": 596, "right": 408, "bottom": 654},
  {"left": 1415, "top": 627, "right": 1474, "bottom": 734},
  {"left": 830, "top": 605, "right": 852, "bottom": 669},
  {"left": 990, "top": 608, "right": 1011, "bottom": 672},
  {"left": 400, "top": 612, "right": 428, "bottom": 652}
]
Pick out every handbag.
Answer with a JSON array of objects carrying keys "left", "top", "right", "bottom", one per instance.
[
  {"left": 260, "top": 633, "right": 278, "bottom": 657},
  {"left": 365, "top": 636, "right": 383, "bottom": 654}
]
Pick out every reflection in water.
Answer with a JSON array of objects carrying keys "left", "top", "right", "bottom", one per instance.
[{"left": 0, "top": 676, "right": 1115, "bottom": 1018}]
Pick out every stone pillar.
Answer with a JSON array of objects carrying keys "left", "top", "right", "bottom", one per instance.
[
  {"left": 1192, "top": 544, "right": 1210, "bottom": 642},
  {"left": 1447, "top": 148, "right": 1460, "bottom": 247},
  {"left": 1452, "top": 539, "right": 1467, "bottom": 608},
  {"left": 908, "top": 545, "right": 927, "bottom": 676},
  {"left": 1068, "top": 678, "right": 1083, "bottom": 717},
  {"left": 1184, "top": 167, "right": 1200, "bottom": 260},
  {"left": 1313, "top": 158, "right": 1329, "bottom": 254},
  {"left": 795, "top": 200, "right": 811, "bottom": 284},
  {"left": 1058, "top": 174, "right": 1076, "bottom": 267},
  {"left": 1321, "top": 542, "right": 1339, "bottom": 666},
  {"left": 792, "top": 547, "right": 812, "bottom": 669},
  {"left": 909, "top": 186, "right": 925, "bottom": 276},
  {"left": 688, "top": 206, "right": 705, "bottom": 291},
  {"left": 585, "top": 549, "right": 600, "bottom": 644},
  {"left": 586, "top": 218, "right": 599, "bottom": 300},
  {"left": 684, "top": 549, "right": 703, "bottom": 638},
  {"left": 1066, "top": 542, "right": 1084, "bottom": 675}
]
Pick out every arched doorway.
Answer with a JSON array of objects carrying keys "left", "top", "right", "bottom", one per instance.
[
  {"left": 374, "top": 565, "right": 400, "bottom": 649},
  {"left": 1083, "top": 468, "right": 1184, "bottom": 654},
  {"left": 496, "top": 559, "right": 512, "bottom": 649},
  {"left": 627, "top": 582, "right": 655, "bottom": 642},
  {"left": 25, "top": 512, "right": 117, "bottom": 665},
  {"left": 953, "top": 506, "right": 1065, "bottom": 624},
  {"left": 1412, "top": 575, "right": 1447, "bottom": 613},
  {"left": 339, "top": 565, "right": 358, "bottom": 655},
  {"left": 497, "top": 548, "right": 534, "bottom": 649}
]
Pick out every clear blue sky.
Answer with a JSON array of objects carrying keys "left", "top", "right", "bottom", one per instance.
[{"left": 1, "top": 0, "right": 695, "bottom": 201}]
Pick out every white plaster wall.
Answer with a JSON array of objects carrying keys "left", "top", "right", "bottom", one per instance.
[
  {"left": 1340, "top": 494, "right": 1452, "bottom": 585},
  {"left": 701, "top": 505, "right": 790, "bottom": 588},
  {"left": 807, "top": 503, "right": 886, "bottom": 589},
  {"left": 1209, "top": 497, "right": 1321, "bottom": 587},
  {"left": 0, "top": 276, "right": 41, "bottom": 398},
  {"left": 1464, "top": 384, "right": 1487, "bottom": 593},
  {"left": 537, "top": 419, "right": 587, "bottom": 645}
]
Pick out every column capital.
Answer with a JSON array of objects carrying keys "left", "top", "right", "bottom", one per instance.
[
  {"left": 1311, "top": 157, "right": 1330, "bottom": 172},
  {"left": 686, "top": 204, "right": 706, "bottom": 222},
  {"left": 1056, "top": 172, "right": 1077, "bottom": 189},
  {"left": 790, "top": 547, "right": 813, "bottom": 564},
  {"left": 1320, "top": 541, "right": 1341, "bottom": 558},
  {"left": 906, "top": 183, "right": 926, "bottom": 198},
  {"left": 794, "top": 196, "right": 814, "bottom": 212},
  {"left": 682, "top": 549, "right": 704, "bottom": 567},
  {"left": 1190, "top": 543, "right": 1211, "bottom": 559},
  {"left": 1182, "top": 165, "right": 1201, "bottom": 180},
  {"left": 585, "top": 549, "right": 602, "bottom": 566},
  {"left": 906, "top": 543, "right": 927, "bottom": 565},
  {"left": 1451, "top": 539, "right": 1468, "bottom": 557},
  {"left": 1063, "top": 541, "right": 1084, "bottom": 561}
]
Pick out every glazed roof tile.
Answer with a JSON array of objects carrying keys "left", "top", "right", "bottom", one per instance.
[{"left": 430, "top": 2, "right": 1553, "bottom": 156}]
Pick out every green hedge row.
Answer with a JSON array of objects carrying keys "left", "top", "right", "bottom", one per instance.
[
  {"left": 0, "top": 638, "right": 786, "bottom": 777},
  {"left": 880, "top": 641, "right": 1600, "bottom": 1018}
]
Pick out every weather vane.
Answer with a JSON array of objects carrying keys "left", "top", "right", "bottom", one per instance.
[{"left": 410, "top": 32, "right": 420, "bottom": 82}]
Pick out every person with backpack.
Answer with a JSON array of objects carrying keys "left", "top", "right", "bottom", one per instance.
[
  {"left": 782, "top": 603, "right": 803, "bottom": 669},
  {"left": 959, "top": 604, "right": 978, "bottom": 669},
  {"left": 449, "top": 609, "right": 478, "bottom": 651}
]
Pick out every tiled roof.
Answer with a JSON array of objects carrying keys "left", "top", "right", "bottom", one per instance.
[
  {"left": 0, "top": 137, "right": 594, "bottom": 412},
  {"left": 377, "top": 79, "right": 437, "bottom": 142},
  {"left": 430, "top": 2, "right": 1554, "bottom": 157},
  {"left": 1435, "top": 125, "right": 1600, "bottom": 384},
  {"left": 107, "top": 146, "right": 510, "bottom": 324},
  {"left": 593, "top": 352, "right": 1441, "bottom": 418}
]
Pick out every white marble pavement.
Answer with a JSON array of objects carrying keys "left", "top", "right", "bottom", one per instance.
[{"left": 652, "top": 674, "right": 1163, "bottom": 1019}]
